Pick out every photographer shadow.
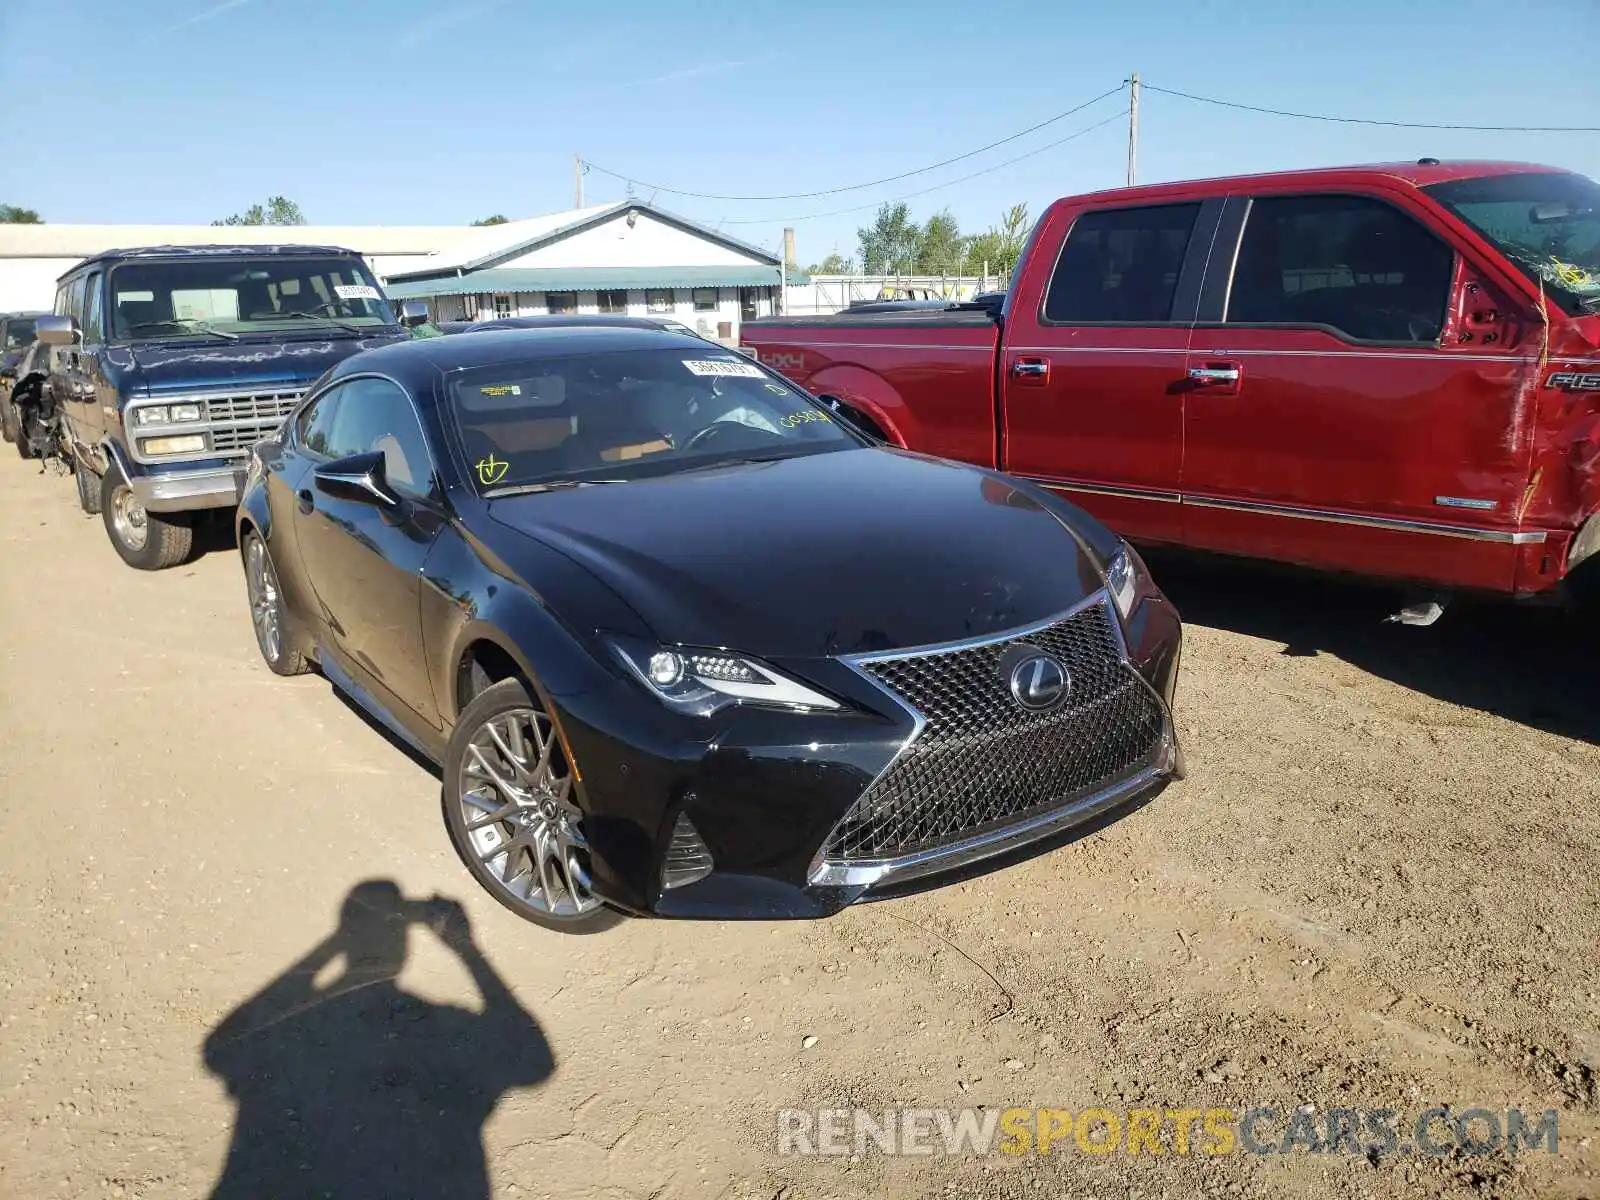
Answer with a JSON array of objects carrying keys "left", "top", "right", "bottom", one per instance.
[{"left": 202, "top": 880, "right": 552, "bottom": 1199}]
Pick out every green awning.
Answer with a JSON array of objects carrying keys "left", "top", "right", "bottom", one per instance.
[{"left": 383, "top": 265, "right": 802, "bottom": 298}]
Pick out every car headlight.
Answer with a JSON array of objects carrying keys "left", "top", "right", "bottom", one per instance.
[
  {"left": 1105, "top": 542, "right": 1147, "bottom": 620},
  {"left": 608, "top": 636, "right": 840, "bottom": 716},
  {"left": 135, "top": 406, "right": 169, "bottom": 425},
  {"left": 170, "top": 402, "right": 203, "bottom": 422}
]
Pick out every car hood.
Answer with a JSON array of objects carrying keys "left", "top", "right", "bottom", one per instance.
[
  {"left": 485, "top": 448, "right": 1111, "bottom": 659},
  {"left": 105, "top": 332, "right": 404, "bottom": 396}
]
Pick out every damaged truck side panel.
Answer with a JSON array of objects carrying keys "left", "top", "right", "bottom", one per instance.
[{"left": 742, "top": 161, "right": 1600, "bottom": 602}]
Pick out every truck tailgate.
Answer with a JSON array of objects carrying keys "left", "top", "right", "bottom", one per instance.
[{"left": 741, "top": 311, "right": 1001, "bottom": 467}]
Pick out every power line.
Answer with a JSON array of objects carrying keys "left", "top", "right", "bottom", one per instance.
[
  {"left": 716, "top": 109, "right": 1128, "bottom": 225},
  {"left": 1142, "top": 82, "right": 1600, "bottom": 133},
  {"left": 582, "top": 84, "right": 1126, "bottom": 202}
]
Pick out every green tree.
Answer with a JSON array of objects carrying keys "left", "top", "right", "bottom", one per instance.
[
  {"left": 471, "top": 214, "right": 509, "bottom": 226},
  {"left": 915, "top": 208, "right": 969, "bottom": 274},
  {"left": 806, "top": 252, "right": 853, "bottom": 275},
  {"left": 212, "top": 196, "right": 307, "bottom": 226},
  {"left": 966, "top": 203, "right": 1031, "bottom": 278},
  {"left": 857, "top": 202, "right": 922, "bottom": 274},
  {"left": 0, "top": 204, "right": 43, "bottom": 224}
]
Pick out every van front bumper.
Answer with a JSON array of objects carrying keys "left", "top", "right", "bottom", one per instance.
[{"left": 129, "top": 465, "right": 247, "bottom": 513}]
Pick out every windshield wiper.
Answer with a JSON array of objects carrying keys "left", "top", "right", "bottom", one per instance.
[
  {"left": 125, "top": 320, "right": 239, "bottom": 341},
  {"left": 484, "top": 479, "right": 629, "bottom": 498},
  {"left": 276, "top": 311, "right": 365, "bottom": 335}
]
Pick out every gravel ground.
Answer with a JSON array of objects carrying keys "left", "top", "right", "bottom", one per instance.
[{"left": 0, "top": 450, "right": 1596, "bottom": 1200}]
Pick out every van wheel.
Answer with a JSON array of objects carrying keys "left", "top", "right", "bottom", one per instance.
[
  {"left": 74, "top": 458, "right": 103, "bottom": 515},
  {"left": 0, "top": 399, "right": 16, "bottom": 444},
  {"left": 101, "top": 464, "right": 193, "bottom": 570},
  {"left": 13, "top": 396, "right": 38, "bottom": 460}
]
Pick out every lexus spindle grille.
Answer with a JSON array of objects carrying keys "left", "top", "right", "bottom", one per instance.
[{"left": 823, "top": 597, "right": 1167, "bottom": 863}]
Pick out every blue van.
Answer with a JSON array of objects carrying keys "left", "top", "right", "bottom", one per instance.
[{"left": 36, "top": 244, "right": 426, "bottom": 569}]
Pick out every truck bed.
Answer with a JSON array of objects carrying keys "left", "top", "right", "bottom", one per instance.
[{"left": 740, "top": 309, "right": 1002, "bottom": 466}]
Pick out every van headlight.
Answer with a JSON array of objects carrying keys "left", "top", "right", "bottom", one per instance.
[
  {"left": 1105, "top": 543, "right": 1148, "bottom": 620},
  {"left": 135, "top": 402, "right": 203, "bottom": 425},
  {"left": 140, "top": 434, "right": 208, "bottom": 456},
  {"left": 608, "top": 636, "right": 840, "bottom": 716}
]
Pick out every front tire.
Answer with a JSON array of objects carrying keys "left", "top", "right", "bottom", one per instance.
[
  {"left": 13, "top": 392, "right": 38, "bottom": 460},
  {"left": 442, "top": 677, "right": 618, "bottom": 933},
  {"left": 0, "top": 397, "right": 17, "bottom": 444},
  {"left": 242, "top": 531, "right": 309, "bottom": 676},
  {"left": 74, "top": 457, "right": 103, "bottom": 515},
  {"left": 101, "top": 463, "right": 193, "bottom": 570}
]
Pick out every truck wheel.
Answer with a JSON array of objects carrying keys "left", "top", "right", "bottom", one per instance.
[
  {"left": 0, "top": 398, "right": 16, "bottom": 444},
  {"left": 13, "top": 396, "right": 37, "bottom": 460},
  {"left": 242, "top": 531, "right": 309, "bottom": 676},
  {"left": 74, "top": 458, "right": 103, "bottom": 515},
  {"left": 101, "top": 463, "right": 193, "bottom": 570}
]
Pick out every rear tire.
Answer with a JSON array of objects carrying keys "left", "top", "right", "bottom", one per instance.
[
  {"left": 0, "top": 397, "right": 16, "bottom": 444},
  {"left": 242, "top": 531, "right": 310, "bottom": 676},
  {"left": 101, "top": 463, "right": 193, "bottom": 570},
  {"left": 13, "top": 393, "right": 38, "bottom": 460},
  {"left": 74, "top": 457, "right": 103, "bottom": 515}
]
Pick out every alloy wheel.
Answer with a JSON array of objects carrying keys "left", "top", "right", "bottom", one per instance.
[
  {"left": 245, "top": 538, "right": 283, "bottom": 663},
  {"left": 456, "top": 708, "right": 599, "bottom": 919}
]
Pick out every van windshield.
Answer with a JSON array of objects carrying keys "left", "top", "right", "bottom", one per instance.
[
  {"left": 1424, "top": 172, "right": 1600, "bottom": 316},
  {"left": 3, "top": 318, "right": 36, "bottom": 349},
  {"left": 107, "top": 257, "right": 398, "bottom": 340}
]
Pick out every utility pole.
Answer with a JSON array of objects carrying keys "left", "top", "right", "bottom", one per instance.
[
  {"left": 574, "top": 153, "right": 584, "bottom": 208},
  {"left": 1126, "top": 73, "right": 1140, "bottom": 187}
]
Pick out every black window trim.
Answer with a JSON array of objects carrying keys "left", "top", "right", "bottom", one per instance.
[
  {"left": 1196, "top": 189, "right": 1459, "bottom": 349},
  {"left": 289, "top": 370, "right": 446, "bottom": 505},
  {"left": 1034, "top": 197, "right": 1224, "bottom": 330}
]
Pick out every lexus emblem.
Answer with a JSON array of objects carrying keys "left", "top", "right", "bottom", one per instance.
[{"left": 1004, "top": 648, "right": 1071, "bottom": 713}]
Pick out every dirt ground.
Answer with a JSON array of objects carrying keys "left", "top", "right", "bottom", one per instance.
[{"left": 0, "top": 448, "right": 1597, "bottom": 1200}]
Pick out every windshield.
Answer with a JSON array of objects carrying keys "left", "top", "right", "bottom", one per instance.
[
  {"left": 107, "top": 257, "right": 397, "bottom": 340},
  {"left": 446, "top": 346, "right": 863, "bottom": 494},
  {"left": 3, "top": 319, "right": 36, "bottom": 349},
  {"left": 1424, "top": 172, "right": 1600, "bottom": 316}
]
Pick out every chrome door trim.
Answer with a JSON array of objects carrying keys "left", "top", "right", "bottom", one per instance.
[{"left": 1181, "top": 493, "right": 1547, "bottom": 544}]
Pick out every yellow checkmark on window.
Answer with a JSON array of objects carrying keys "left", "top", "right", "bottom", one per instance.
[{"left": 476, "top": 454, "right": 509, "bottom": 486}]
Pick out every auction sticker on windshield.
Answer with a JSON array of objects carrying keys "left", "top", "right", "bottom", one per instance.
[
  {"left": 334, "top": 285, "right": 381, "bottom": 301},
  {"left": 683, "top": 359, "right": 765, "bottom": 379}
]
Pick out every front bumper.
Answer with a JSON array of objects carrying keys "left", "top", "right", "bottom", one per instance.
[
  {"left": 552, "top": 589, "right": 1186, "bottom": 921},
  {"left": 129, "top": 464, "right": 247, "bottom": 513}
]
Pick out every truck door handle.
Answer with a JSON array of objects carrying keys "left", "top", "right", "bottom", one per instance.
[
  {"left": 1187, "top": 365, "right": 1241, "bottom": 386},
  {"left": 297, "top": 488, "right": 314, "bottom": 515},
  {"left": 1010, "top": 357, "right": 1049, "bottom": 381}
]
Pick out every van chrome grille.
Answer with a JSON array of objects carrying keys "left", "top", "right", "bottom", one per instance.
[
  {"left": 202, "top": 391, "right": 301, "bottom": 456},
  {"left": 823, "top": 596, "right": 1167, "bottom": 863}
]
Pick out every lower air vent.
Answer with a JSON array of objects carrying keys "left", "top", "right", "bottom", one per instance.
[{"left": 662, "top": 812, "right": 714, "bottom": 889}]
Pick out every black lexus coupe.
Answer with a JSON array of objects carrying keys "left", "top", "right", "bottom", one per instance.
[{"left": 237, "top": 328, "right": 1185, "bottom": 931}]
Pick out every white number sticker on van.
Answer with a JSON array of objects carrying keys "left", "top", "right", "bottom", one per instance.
[
  {"left": 334, "top": 285, "right": 381, "bottom": 301},
  {"left": 683, "top": 359, "right": 764, "bottom": 379}
]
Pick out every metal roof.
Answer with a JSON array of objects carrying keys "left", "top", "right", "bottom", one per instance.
[{"left": 384, "top": 265, "right": 789, "bottom": 298}]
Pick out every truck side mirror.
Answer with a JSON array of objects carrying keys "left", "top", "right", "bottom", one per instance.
[
  {"left": 398, "top": 300, "right": 430, "bottom": 329},
  {"left": 34, "top": 315, "right": 77, "bottom": 346}
]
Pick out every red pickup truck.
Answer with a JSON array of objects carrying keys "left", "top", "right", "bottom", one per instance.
[{"left": 742, "top": 160, "right": 1600, "bottom": 602}]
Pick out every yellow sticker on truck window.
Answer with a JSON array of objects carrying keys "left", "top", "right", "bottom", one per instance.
[
  {"left": 476, "top": 454, "right": 509, "bottom": 485},
  {"left": 480, "top": 384, "right": 521, "bottom": 397},
  {"left": 779, "top": 410, "right": 830, "bottom": 429}
]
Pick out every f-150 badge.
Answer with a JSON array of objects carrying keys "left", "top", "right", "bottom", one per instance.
[{"left": 1546, "top": 370, "right": 1600, "bottom": 392}]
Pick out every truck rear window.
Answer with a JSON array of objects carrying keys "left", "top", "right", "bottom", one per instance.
[{"left": 1042, "top": 203, "right": 1200, "bottom": 325}]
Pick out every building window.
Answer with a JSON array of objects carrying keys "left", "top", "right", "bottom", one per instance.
[
  {"left": 493, "top": 294, "right": 512, "bottom": 319},
  {"left": 692, "top": 287, "right": 718, "bottom": 312},
  {"left": 546, "top": 291, "right": 578, "bottom": 314},
  {"left": 645, "top": 289, "right": 675, "bottom": 314},
  {"left": 597, "top": 289, "right": 628, "bottom": 314}
]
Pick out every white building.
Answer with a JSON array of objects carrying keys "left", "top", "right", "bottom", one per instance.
[
  {"left": 0, "top": 201, "right": 793, "bottom": 342},
  {"left": 381, "top": 201, "right": 790, "bottom": 343}
]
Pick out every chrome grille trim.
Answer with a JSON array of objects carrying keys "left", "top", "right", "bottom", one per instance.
[
  {"left": 125, "top": 389, "right": 302, "bottom": 464},
  {"left": 809, "top": 591, "right": 1174, "bottom": 888}
]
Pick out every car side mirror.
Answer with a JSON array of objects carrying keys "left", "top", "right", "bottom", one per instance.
[
  {"left": 35, "top": 315, "right": 77, "bottom": 346},
  {"left": 314, "top": 451, "right": 401, "bottom": 509},
  {"left": 398, "top": 300, "right": 429, "bottom": 329}
]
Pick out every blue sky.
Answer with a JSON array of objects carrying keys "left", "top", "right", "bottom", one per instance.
[{"left": 1, "top": 0, "right": 1596, "bottom": 266}]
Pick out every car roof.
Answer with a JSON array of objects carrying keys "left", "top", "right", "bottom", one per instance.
[
  {"left": 349, "top": 325, "right": 728, "bottom": 377},
  {"left": 61, "top": 243, "right": 366, "bottom": 280},
  {"left": 1058, "top": 160, "right": 1574, "bottom": 208}
]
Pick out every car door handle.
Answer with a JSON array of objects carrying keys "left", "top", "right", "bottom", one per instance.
[
  {"left": 1187, "top": 366, "right": 1241, "bottom": 386},
  {"left": 1010, "top": 357, "right": 1049, "bottom": 380},
  {"left": 297, "top": 488, "right": 314, "bottom": 515}
]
